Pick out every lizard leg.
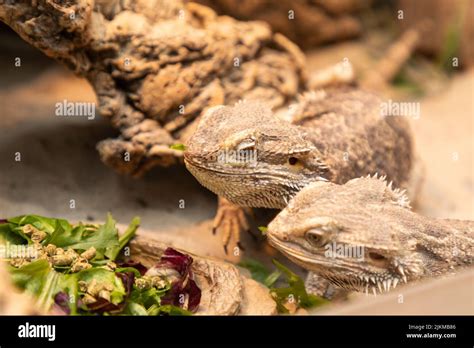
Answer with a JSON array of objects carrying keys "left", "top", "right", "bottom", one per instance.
[{"left": 213, "top": 197, "right": 250, "bottom": 254}]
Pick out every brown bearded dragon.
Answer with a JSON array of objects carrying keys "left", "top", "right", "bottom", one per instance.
[
  {"left": 184, "top": 87, "right": 420, "bottom": 251},
  {"left": 267, "top": 176, "right": 473, "bottom": 295}
]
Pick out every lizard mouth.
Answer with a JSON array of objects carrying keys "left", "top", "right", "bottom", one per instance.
[
  {"left": 185, "top": 155, "right": 309, "bottom": 209},
  {"left": 268, "top": 236, "right": 363, "bottom": 291},
  {"left": 267, "top": 234, "right": 333, "bottom": 269},
  {"left": 185, "top": 152, "right": 325, "bottom": 181},
  {"left": 185, "top": 158, "right": 251, "bottom": 176},
  {"left": 184, "top": 154, "right": 258, "bottom": 177}
]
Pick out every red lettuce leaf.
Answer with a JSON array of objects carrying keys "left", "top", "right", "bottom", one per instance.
[
  {"left": 117, "top": 271, "right": 135, "bottom": 295},
  {"left": 158, "top": 248, "right": 201, "bottom": 312},
  {"left": 53, "top": 291, "right": 71, "bottom": 315},
  {"left": 186, "top": 278, "right": 201, "bottom": 312},
  {"left": 157, "top": 248, "right": 193, "bottom": 276}
]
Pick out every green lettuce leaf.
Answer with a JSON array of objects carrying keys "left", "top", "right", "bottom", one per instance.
[
  {"left": 9, "top": 260, "right": 61, "bottom": 312},
  {"left": 2, "top": 214, "right": 139, "bottom": 261},
  {"left": 0, "top": 223, "right": 25, "bottom": 244},
  {"left": 7, "top": 215, "right": 67, "bottom": 235},
  {"left": 169, "top": 143, "right": 186, "bottom": 151},
  {"left": 105, "top": 216, "right": 140, "bottom": 260},
  {"left": 77, "top": 268, "right": 126, "bottom": 305},
  {"left": 129, "top": 285, "right": 170, "bottom": 309},
  {"left": 271, "top": 260, "right": 327, "bottom": 313},
  {"left": 146, "top": 304, "right": 192, "bottom": 316},
  {"left": 238, "top": 258, "right": 281, "bottom": 287},
  {"left": 126, "top": 302, "right": 148, "bottom": 315},
  {"left": 47, "top": 214, "right": 119, "bottom": 257}
]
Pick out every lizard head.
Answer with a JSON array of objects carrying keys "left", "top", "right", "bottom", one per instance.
[
  {"left": 267, "top": 176, "right": 426, "bottom": 294},
  {"left": 184, "top": 101, "right": 329, "bottom": 209}
]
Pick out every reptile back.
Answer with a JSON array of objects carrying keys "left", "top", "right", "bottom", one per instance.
[{"left": 291, "top": 88, "right": 414, "bottom": 189}]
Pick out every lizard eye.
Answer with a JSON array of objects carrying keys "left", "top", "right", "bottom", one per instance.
[
  {"left": 288, "top": 157, "right": 298, "bottom": 165},
  {"left": 305, "top": 230, "right": 326, "bottom": 247}
]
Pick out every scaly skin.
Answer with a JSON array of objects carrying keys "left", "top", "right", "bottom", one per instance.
[
  {"left": 184, "top": 87, "right": 416, "bottom": 250},
  {"left": 185, "top": 88, "right": 414, "bottom": 209},
  {"left": 267, "top": 176, "right": 473, "bottom": 294}
]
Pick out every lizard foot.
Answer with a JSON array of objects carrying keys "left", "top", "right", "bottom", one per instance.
[{"left": 213, "top": 197, "right": 250, "bottom": 255}]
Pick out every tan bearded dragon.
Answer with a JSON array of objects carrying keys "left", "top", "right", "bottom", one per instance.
[
  {"left": 184, "top": 87, "right": 422, "bottom": 252},
  {"left": 267, "top": 175, "right": 473, "bottom": 295}
]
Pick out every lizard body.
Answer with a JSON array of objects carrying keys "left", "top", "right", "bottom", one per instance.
[
  {"left": 267, "top": 176, "right": 473, "bottom": 294},
  {"left": 185, "top": 87, "right": 416, "bottom": 211}
]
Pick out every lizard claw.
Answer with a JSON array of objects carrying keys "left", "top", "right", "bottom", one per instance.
[
  {"left": 213, "top": 197, "right": 250, "bottom": 255},
  {"left": 236, "top": 241, "right": 246, "bottom": 251}
]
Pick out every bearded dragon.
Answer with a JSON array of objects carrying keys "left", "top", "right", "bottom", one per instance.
[
  {"left": 267, "top": 176, "right": 473, "bottom": 295},
  {"left": 184, "top": 87, "right": 420, "bottom": 251}
]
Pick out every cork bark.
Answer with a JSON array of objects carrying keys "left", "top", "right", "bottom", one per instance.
[{"left": 0, "top": 0, "right": 305, "bottom": 176}]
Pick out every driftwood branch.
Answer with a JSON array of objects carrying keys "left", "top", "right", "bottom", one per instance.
[{"left": 0, "top": 0, "right": 305, "bottom": 176}]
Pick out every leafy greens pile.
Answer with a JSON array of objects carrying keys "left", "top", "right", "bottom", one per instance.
[{"left": 0, "top": 214, "right": 201, "bottom": 315}]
